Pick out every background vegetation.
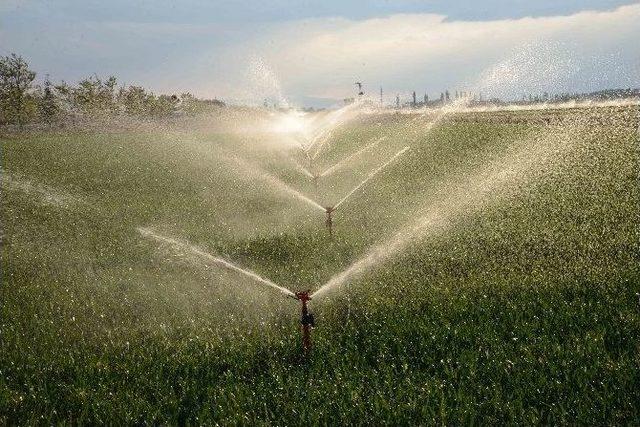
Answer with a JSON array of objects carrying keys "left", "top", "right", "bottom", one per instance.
[{"left": 0, "top": 54, "right": 224, "bottom": 130}]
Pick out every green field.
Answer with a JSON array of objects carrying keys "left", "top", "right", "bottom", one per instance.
[{"left": 1, "top": 106, "right": 639, "bottom": 424}]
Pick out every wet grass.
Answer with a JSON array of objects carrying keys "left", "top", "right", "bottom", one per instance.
[{"left": 1, "top": 107, "right": 639, "bottom": 424}]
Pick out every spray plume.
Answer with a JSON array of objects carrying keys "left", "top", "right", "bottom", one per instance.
[
  {"left": 226, "top": 155, "right": 325, "bottom": 212},
  {"left": 305, "top": 128, "right": 333, "bottom": 155},
  {"left": 320, "top": 136, "right": 387, "bottom": 178},
  {"left": 1, "top": 167, "right": 83, "bottom": 208},
  {"left": 312, "top": 119, "right": 586, "bottom": 299},
  {"left": 305, "top": 101, "right": 364, "bottom": 158},
  {"left": 290, "top": 158, "right": 315, "bottom": 179},
  {"left": 138, "top": 227, "right": 295, "bottom": 297},
  {"left": 333, "top": 146, "right": 410, "bottom": 210}
]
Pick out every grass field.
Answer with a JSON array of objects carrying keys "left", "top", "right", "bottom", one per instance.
[{"left": 1, "top": 106, "right": 639, "bottom": 424}]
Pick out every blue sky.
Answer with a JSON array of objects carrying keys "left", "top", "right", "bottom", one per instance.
[{"left": 2, "top": 1, "right": 638, "bottom": 107}]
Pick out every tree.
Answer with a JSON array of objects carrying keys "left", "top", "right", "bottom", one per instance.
[
  {"left": 178, "top": 93, "right": 224, "bottom": 116},
  {"left": 0, "top": 53, "right": 37, "bottom": 128},
  {"left": 179, "top": 92, "right": 199, "bottom": 116},
  {"left": 151, "top": 94, "right": 179, "bottom": 117},
  {"left": 73, "top": 75, "right": 118, "bottom": 117},
  {"left": 119, "top": 85, "right": 150, "bottom": 116},
  {"left": 38, "top": 76, "right": 60, "bottom": 125}
]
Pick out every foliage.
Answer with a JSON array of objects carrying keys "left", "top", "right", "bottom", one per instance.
[
  {"left": 38, "top": 77, "right": 60, "bottom": 125},
  {"left": 0, "top": 53, "right": 225, "bottom": 128},
  {"left": 0, "top": 53, "right": 37, "bottom": 128},
  {"left": 180, "top": 92, "right": 225, "bottom": 116}
]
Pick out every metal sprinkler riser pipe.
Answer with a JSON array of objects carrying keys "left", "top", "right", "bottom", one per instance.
[
  {"left": 325, "top": 206, "right": 335, "bottom": 236},
  {"left": 293, "top": 290, "right": 314, "bottom": 355}
]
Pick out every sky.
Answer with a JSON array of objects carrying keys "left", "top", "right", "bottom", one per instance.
[{"left": 1, "top": 0, "right": 639, "bottom": 107}]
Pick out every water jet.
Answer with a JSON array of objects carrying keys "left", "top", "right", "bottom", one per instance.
[
  {"left": 318, "top": 136, "right": 387, "bottom": 178},
  {"left": 138, "top": 227, "right": 317, "bottom": 355},
  {"left": 227, "top": 155, "right": 325, "bottom": 213},
  {"left": 318, "top": 147, "right": 410, "bottom": 235}
]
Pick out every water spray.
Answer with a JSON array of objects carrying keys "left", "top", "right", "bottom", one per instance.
[
  {"left": 318, "top": 147, "right": 410, "bottom": 235},
  {"left": 319, "top": 136, "right": 387, "bottom": 178},
  {"left": 311, "top": 117, "right": 587, "bottom": 300},
  {"left": 138, "top": 227, "right": 319, "bottom": 356},
  {"left": 227, "top": 155, "right": 325, "bottom": 212},
  {"left": 137, "top": 227, "right": 296, "bottom": 297},
  {"left": 290, "top": 155, "right": 320, "bottom": 192}
]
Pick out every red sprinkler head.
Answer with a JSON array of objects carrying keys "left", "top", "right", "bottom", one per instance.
[
  {"left": 295, "top": 290, "right": 312, "bottom": 303},
  {"left": 294, "top": 290, "right": 314, "bottom": 355}
]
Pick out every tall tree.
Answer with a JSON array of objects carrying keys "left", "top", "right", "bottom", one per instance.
[
  {"left": 73, "top": 75, "right": 118, "bottom": 117},
  {"left": 0, "top": 54, "right": 37, "bottom": 128},
  {"left": 39, "top": 76, "right": 59, "bottom": 125}
]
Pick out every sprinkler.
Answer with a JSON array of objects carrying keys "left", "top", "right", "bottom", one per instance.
[
  {"left": 312, "top": 174, "right": 319, "bottom": 192},
  {"left": 292, "top": 290, "right": 314, "bottom": 355},
  {"left": 325, "top": 206, "right": 335, "bottom": 236},
  {"left": 140, "top": 227, "right": 321, "bottom": 356}
]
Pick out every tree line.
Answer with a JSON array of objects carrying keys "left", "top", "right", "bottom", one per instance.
[{"left": 0, "top": 53, "right": 225, "bottom": 129}]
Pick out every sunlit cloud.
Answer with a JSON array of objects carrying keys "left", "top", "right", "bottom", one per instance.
[
  {"left": 207, "top": 4, "right": 639, "bottom": 104},
  {"left": 2, "top": 2, "right": 638, "bottom": 106}
]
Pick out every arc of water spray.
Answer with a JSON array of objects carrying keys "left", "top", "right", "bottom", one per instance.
[
  {"left": 301, "top": 121, "right": 336, "bottom": 155},
  {"left": 333, "top": 146, "right": 410, "bottom": 210},
  {"left": 320, "top": 137, "right": 387, "bottom": 178},
  {"left": 309, "top": 130, "right": 335, "bottom": 159},
  {"left": 305, "top": 102, "right": 363, "bottom": 159},
  {"left": 138, "top": 227, "right": 296, "bottom": 297},
  {"left": 227, "top": 155, "right": 325, "bottom": 212},
  {"left": 290, "top": 158, "right": 315, "bottom": 179},
  {"left": 293, "top": 134, "right": 312, "bottom": 154},
  {"left": 409, "top": 96, "right": 470, "bottom": 139},
  {"left": 312, "top": 120, "right": 585, "bottom": 299}
]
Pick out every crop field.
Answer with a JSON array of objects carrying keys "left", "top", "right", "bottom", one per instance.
[{"left": 1, "top": 106, "right": 639, "bottom": 424}]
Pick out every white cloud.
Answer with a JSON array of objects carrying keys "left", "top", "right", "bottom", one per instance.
[
  {"left": 3, "top": 2, "right": 638, "bottom": 105},
  {"left": 194, "top": 4, "right": 639, "bottom": 103}
]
